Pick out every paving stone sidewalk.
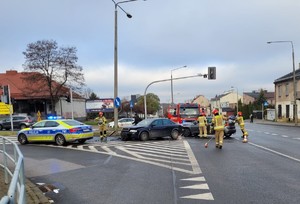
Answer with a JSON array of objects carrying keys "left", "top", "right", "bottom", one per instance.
[{"left": 0, "top": 174, "right": 51, "bottom": 204}]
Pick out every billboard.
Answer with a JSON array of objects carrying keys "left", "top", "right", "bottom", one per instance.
[{"left": 86, "top": 98, "right": 114, "bottom": 113}]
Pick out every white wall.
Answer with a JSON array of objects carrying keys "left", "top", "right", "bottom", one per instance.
[{"left": 56, "top": 98, "right": 86, "bottom": 119}]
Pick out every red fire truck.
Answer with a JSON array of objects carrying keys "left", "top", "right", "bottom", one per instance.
[{"left": 167, "top": 103, "right": 201, "bottom": 124}]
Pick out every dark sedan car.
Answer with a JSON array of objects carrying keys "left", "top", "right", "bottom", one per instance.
[{"left": 121, "top": 118, "right": 183, "bottom": 141}]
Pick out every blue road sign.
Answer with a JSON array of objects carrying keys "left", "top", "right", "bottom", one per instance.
[
  {"left": 114, "top": 97, "right": 121, "bottom": 108},
  {"left": 130, "top": 100, "right": 133, "bottom": 108},
  {"left": 264, "top": 101, "right": 269, "bottom": 106}
]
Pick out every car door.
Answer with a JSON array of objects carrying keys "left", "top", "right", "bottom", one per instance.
[
  {"left": 26, "top": 121, "right": 47, "bottom": 141},
  {"left": 149, "top": 119, "right": 164, "bottom": 138}
]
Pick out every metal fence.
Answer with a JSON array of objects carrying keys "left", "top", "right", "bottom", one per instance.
[{"left": 0, "top": 137, "right": 26, "bottom": 204}]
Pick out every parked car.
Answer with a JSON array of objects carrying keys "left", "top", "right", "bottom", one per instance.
[
  {"left": 0, "top": 115, "right": 35, "bottom": 130},
  {"left": 17, "top": 119, "right": 94, "bottom": 146},
  {"left": 108, "top": 118, "right": 135, "bottom": 128},
  {"left": 121, "top": 118, "right": 183, "bottom": 141}
]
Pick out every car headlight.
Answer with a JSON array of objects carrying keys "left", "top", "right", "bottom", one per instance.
[{"left": 129, "top": 129, "right": 137, "bottom": 133}]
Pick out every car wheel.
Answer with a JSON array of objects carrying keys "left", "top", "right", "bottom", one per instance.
[
  {"left": 55, "top": 134, "right": 66, "bottom": 146},
  {"left": 0, "top": 125, "right": 3, "bottom": 131},
  {"left": 224, "top": 133, "right": 232, "bottom": 138},
  {"left": 140, "top": 131, "right": 149, "bottom": 141},
  {"left": 183, "top": 128, "right": 191, "bottom": 137},
  {"left": 18, "top": 134, "right": 28, "bottom": 145},
  {"left": 78, "top": 139, "right": 86, "bottom": 144},
  {"left": 171, "top": 129, "right": 180, "bottom": 140},
  {"left": 20, "top": 124, "right": 27, "bottom": 130}
]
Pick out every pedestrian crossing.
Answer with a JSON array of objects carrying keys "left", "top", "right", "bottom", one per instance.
[{"left": 1, "top": 136, "right": 214, "bottom": 201}]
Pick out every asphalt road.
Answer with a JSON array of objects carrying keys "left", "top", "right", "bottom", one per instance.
[{"left": 7, "top": 122, "right": 300, "bottom": 204}]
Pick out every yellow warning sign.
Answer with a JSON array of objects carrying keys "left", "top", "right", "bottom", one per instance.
[{"left": 0, "top": 102, "right": 13, "bottom": 115}]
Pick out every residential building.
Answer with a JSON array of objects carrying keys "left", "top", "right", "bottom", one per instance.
[
  {"left": 210, "top": 92, "right": 242, "bottom": 116},
  {"left": 0, "top": 70, "right": 87, "bottom": 119},
  {"left": 274, "top": 69, "right": 300, "bottom": 122},
  {"left": 243, "top": 90, "right": 275, "bottom": 105}
]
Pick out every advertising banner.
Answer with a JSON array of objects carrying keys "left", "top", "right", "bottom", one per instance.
[{"left": 86, "top": 98, "right": 114, "bottom": 113}]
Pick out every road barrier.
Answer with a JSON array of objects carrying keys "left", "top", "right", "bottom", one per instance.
[{"left": 0, "top": 137, "right": 26, "bottom": 204}]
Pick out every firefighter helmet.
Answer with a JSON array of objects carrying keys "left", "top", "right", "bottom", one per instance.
[{"left": 212, "top": 109, "right": 219, "bottom": 115}]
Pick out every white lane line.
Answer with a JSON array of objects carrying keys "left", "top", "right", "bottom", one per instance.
[
  {"left": 126, "top": 151, "right": 190, "bottom": 162},
  {"left": 116, "top": 146, "right": 144, "bottom": 158},
  {"left": 293, "top": 138, "right": 300, "bottom": 140},
  {"left": 123, "top": 147, "right": 189, "bottom": 158},
  {"left": 124, "top": 145, "right": 187, "bottom": 155},
  {"left": 101, "top": 146, "right": 117, "bottom": 155},
  {"left": 248, "top": 142, "right": 300, "bottom": 163},
  {"left": 281, "top": 135, "right": 289, "bottom": 138},
  {"left": 88, "top": 146, "right": 99, "bottom": 152},
  {"left": 183, "top": 140, "right": 202, "bottom": 174}
]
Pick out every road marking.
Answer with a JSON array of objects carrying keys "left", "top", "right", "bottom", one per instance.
[
  {"left": 181, "top": 193, "right": 214, "bottom": 200},
  {"left": 183, "top": 140, "right": 202, "bottom": 174},
  {"left": 281, "top": 135, "right": 289, "bottom": 138},
  {"left": 181, "top": 183, "right": 209, "bottom": 189},
  {"left": 248, "top": 142, "right": 300, "bottom": 163},
  {"left": 181, "top": 177, "right": 206, "bottom": 182}
]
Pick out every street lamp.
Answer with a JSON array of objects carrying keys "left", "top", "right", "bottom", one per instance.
[
  {"left": 267, "top": 41, "right": 298, "bottom": 126},
  {"left": 111, "top": 0, "right": 144, "bottom": 129},
  {"left": 171, "top": 65, "right": 187, "bottom": 106},
  {"left": 231, "top": 86, "right": 238, "bottom": 114}
]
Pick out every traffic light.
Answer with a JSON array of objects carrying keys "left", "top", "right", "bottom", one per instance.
[
  {"left": 208, "top": 67, "right": 216, "bottom": 80},
  {"left": 65, "top": 95, "right": 71, "bottom": 102},
  {"left": 2, "top": 85, "right": 9, "bottom": 104}
]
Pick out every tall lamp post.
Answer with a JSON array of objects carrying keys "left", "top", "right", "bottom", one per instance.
[
  {"left": 171, "top": 65, "right": 187, "bottom": 106},
  {"left": 111, "top": 0, "right": 144, "bottom": 129},
  {"left": 267, "top": 41, "right": 298, "bottom": 126},
  {"left": 231, "top": 86, "right": 238, "bottom": 114}
]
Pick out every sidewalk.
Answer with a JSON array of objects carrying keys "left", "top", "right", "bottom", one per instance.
[
  {"left": 0, "top": 175, "right": 50, "bottom": 204},
  {"left": 251, "top": 119, "right": 300, "bottom": 127}
]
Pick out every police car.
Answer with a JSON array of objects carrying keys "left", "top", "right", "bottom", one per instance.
[{"left": 17, "top": 119, "right": 94, "bottom": 146}]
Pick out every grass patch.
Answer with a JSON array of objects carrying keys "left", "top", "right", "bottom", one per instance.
[{"left": 0, "top": 131, "right": 18, "bottom": 136}]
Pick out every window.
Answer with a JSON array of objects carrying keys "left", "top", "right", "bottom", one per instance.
[
  {"left": 278, "top": 85, "right": 282, "bottom": 97},
  {"left": 285, "top": 83, "right": 289, "bottom": 96},
  {"left": 44, "top": 121, "right": 59, "bottom": 127}
]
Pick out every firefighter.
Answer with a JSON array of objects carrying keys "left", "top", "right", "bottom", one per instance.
[
  {"left": 211, "top": 109, "right": 226, "bottom": 149},
  {"left": 197, "top": 113, "right": 207, "bottom": 138},
  {"left": 236, "top": 111, "right": 248, "bottom": 143},
  {"left": 95, "top": 112, "right": 107, "bottom": 142}
]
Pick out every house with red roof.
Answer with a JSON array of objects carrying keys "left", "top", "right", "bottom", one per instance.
[{"left": 0, "top": 70, "right": 87, "bottom": 119}]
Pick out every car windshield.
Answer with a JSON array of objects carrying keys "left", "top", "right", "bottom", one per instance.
[
  {"left": 179, "top": 107, "right": 200, "bottom": 117},
  {"left": 137, "top": 119, "right": 155, "bottom": 126}
]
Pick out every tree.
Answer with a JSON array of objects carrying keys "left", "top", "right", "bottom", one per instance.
[
  {"left": 136, "top": 93, "right": 160, "bottom": 115},
  {"left": 22, "top": 39, "right": 85, "bottom": 113}
]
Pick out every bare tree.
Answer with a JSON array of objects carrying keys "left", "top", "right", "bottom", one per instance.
[{"left": 22, "top": 39, "right": 85, "bottom": 113}]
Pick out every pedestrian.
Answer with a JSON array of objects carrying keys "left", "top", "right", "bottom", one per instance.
[
  {"left": 197, "top": 112, "right": 207, "bottom": 138},
  {"left": 133, "top": 113, "right": 141, "bottom": 125},
  {"left": 211, "top": 109, "right": 227, "bottom": 149},
  {"left": 250, "top": 113, "right": 254, "bottom": 123},
  {"left": 236, "top": 111, "right": 248, "bottom": 143},
  {"left": 94, "top": 111, "right": 107, "bottom": 142}
]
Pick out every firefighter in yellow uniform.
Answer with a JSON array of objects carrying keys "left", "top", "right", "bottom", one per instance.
[
  {"left": 94, "top": 112, "right": 107, "bottom": 142},
  {"left": 236, "top": 111, "right": 248, "bottom": 143},
  {"left": 197, "top": 113, "right": 207, "bottom": 138},
  {"left": 212, "top": 109, "right": 226, "bottom": 149}
]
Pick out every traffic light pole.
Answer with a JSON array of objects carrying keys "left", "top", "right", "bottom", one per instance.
[
  {"left": 8, "top": 85, "right": 13, "bottom": 131},
  {"left": 144, "top": 73, "right": 205, "bottom": 119}
]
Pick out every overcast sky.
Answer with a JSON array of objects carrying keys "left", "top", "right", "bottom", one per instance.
[{"left": 1, "top": 0, "right": 300, "bottom": 103}]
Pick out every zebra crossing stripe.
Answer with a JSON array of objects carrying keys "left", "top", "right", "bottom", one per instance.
[{"left": 116, "top": 146, "right": 144, "bottom": 158}]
